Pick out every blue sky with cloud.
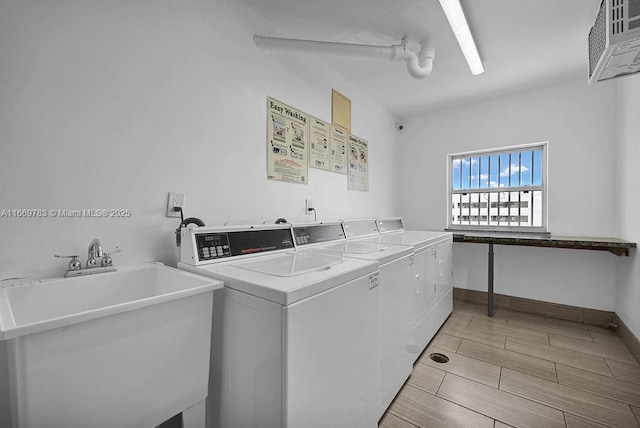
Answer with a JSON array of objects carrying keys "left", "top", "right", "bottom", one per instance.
[{"left": 452, "top": 149, "right": 542, "bottom": 190}]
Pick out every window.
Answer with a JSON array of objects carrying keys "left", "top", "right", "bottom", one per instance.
[{"left": 447, "top": 142, "right": 547, "bottom": 232}]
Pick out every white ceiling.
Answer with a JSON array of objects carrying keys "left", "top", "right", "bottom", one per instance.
[{"left": 241, "top": 0, "right": 601, "bottom": 118}]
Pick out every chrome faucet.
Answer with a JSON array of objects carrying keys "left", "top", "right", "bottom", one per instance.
[
  {"left": 87, "top": 238, "right": 103, "bottom": 268},
  {"left": 55, "top": 239, "right": 119, "bottom": 277}
]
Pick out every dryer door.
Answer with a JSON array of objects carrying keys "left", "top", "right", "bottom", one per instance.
[
  {"left": 412, "top": 247, "right": 436, "bottom": 328},
  {"left": 436, "top": 239, "right": 453, "bottom": 301}
]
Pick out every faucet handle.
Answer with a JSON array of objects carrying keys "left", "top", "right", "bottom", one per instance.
[
  {"left": 101, "top": 248, "right": 121, "bottom": 267},
  {"left": 54, "top": 254, "right": 82, "bottom": 271}
]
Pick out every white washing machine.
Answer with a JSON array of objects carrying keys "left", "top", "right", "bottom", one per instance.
[
  {"left": 371, "top": 217, "right": 453, "bottom": 356},
  {"left": 292, "top": 221, "right": 414, "bottom": 420},
  {"left": 178, "top": 224, "right": 380, "bottom": 428}
]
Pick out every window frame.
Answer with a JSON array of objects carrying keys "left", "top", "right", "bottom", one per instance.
[{"left": 446, "top": 142, "right": 548, "bottom": 234}]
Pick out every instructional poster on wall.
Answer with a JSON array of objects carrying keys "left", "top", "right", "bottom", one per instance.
[
  {"left": 348, "top": 134, "right": 369, "bottom": 192},
  {"left": 309, "top": 116, "right": 331, "bottom": 171},
  {"left": 266, "top": 96, "right": 309, "bottom": 184},
  {"left": 330, "top": 126, "right": 348, "bottom": 175}
]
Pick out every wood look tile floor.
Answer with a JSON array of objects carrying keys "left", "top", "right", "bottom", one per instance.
[{"left": 379, "top": 300, "right": 640, "bottom": 428}]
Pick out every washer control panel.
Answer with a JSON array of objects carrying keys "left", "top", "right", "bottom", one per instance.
[
  {"left": 293, "top": 223, "right": 345, "bottom": 247},
  {"left": 196, "top": 233, "right": 231, "bottom": 261},
  {"left": 377, "top": 218, "right": 404, "bottom": 233},
  {"left": 343, "top": 219, "right": 379, "bottom": 238},
  {"left": 194, "top": 228, "right": 294, "bottom": 262}
]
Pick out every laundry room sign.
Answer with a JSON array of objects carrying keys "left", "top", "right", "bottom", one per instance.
[
  {"left": 347, "top": 134, "right": 369, "bottom": 192},
  {"left": 267, "top": 97, "right": 309, "bottom": 184},
  {"left": 265, "top": 96, "right": 369, "bottom": 191},
  {"left": 308, "top": 116, "right": 331, "bottom": 171},
  {"left": 330, "top": 125, "right": 348, "bottom": 175}
]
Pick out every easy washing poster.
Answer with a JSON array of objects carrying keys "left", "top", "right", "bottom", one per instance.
[
  {"left": 265, "top": 96, "right": 369, "bottom": 191},
  {"left": 267, "top": 96, "right": 309, "bottom": 184}
]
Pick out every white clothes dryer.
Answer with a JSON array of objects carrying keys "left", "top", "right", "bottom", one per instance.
[
  {"left": 292, "top": 222, "right": 414, "bottom": 420},
  {"left": 178, "top": 224, "right": 380, "bottom": 428},
  {"left": 370, "top": 217, "right": 453, "bottom": 356}
]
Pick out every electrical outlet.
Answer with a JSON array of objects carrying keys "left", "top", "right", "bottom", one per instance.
[
  {"left": 166, "top": 192, "right": 185, "bottom": 218},
  {"left": 305, "top": 199, "right": 313, "bottom": 215}
]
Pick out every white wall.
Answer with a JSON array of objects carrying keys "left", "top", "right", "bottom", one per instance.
[
  {"left": 615, "top": 73, "right": 640, "bottom": 339},
  {"left": 399, "top": 78, "right": 619, "bottom": 310},
  {"left": 0, "top": 0, "right": 401, "bottom": 423},
  {"left": 0, "top": 0, "right": 400, "bottom": 281}
]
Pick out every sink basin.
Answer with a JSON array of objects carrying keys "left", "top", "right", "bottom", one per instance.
[
  {"left": 0, "top": 262, "right": 220, "bottom": 340},
  {"left": 0, "top": 263, "right": 223, "bottom": 428}
]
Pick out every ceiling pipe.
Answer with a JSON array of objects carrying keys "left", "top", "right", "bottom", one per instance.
[{"left": 253, "top": 35, "right": 435, "bottom": 79}]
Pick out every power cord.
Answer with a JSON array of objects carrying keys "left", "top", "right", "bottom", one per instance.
[
  {"left": 174, "top": 206, "right": 184, "bottom": 224},
  {"left": 173, "top": 207, "right": 206, "bottom": 247},
  {"left": 308, "top": 207, "right": 317, "bottom": 222}
]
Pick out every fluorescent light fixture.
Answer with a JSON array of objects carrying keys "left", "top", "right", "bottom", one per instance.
[{"left": 438, "top": 0, "right": 484, "bottom": 75}]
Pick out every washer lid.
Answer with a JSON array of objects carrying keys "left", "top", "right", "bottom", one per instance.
[
  {"left": 232, "top": 252, "right": 341, "bottom": 277},
  {"left": 311, "top": 240, "right": 413, "bottom": 265},
  {"left": 322, "top": 241, "right": 389, "bottom": 254},
  {"left": 364, "top": 230, "right": 452, "bottom": 250},
  {"left": 179, "top": 252, "right": 378, "bottom": 305}
]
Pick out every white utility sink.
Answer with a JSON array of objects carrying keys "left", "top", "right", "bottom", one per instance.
[{"left": 0, "top": 263, "right": 223, "bottom": 428}]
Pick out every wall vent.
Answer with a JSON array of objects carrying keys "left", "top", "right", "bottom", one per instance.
[{"left": 588, "top": 0, "right": 640, "bottom": 83}]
